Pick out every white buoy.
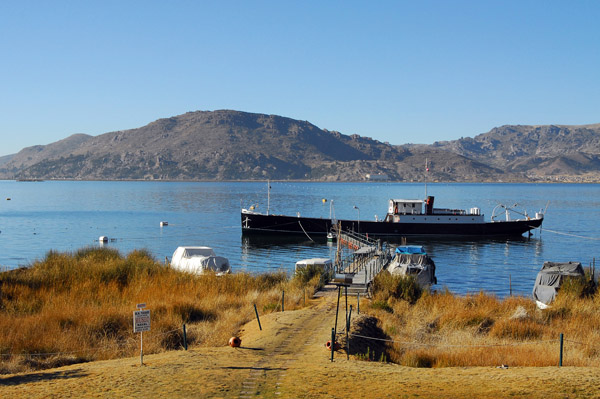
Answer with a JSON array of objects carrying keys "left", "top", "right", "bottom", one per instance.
[{"left": 160, "top": 221, "right": 168, "bottom": 227}]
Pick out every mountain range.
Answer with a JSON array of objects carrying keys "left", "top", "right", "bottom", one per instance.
[{"left": 1, "top": 110, "right": 598, "bottom": 182}]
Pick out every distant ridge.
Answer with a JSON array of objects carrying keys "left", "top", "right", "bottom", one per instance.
[
  {"left": 431, "top": 124, "right": 600, "bottom": 180},
  {"left": 1, "top": 110, "right": 598, "bottom": 182}
]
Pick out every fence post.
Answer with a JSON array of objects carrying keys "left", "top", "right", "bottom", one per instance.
[
  {"left": 281, "top": 290, "right": 285, "bottom": 312},
  {"left": 331, "top": 328, "right": 335, "bottom": 362},
  {"left": 334, "top": 287, "right": 341, "bottom": 339},
  {"left": 345, "top": 286, "right": 348, "bottom": 333},
  {"left": 254, "top": 304, "right": 262, "bottom": 331},
  {"left": 183, "top": 323, "right": 188, "bottom": 350},
  {"left": 357, "top": 293, "right": 360, "bottom": 314},
  {"left": 347, "top": 305, "right": 353, "bottom": 360},
  {"left": 559, "top": 333, "right": 564, "bottom": 367}
]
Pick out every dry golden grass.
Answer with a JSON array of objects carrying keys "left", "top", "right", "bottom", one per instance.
[
  {"left": 2, "top": 246, "right": 599, "bottom": 381},
  {"left": 366, "top": 273, "right": 600, "bottom": 367},
  {"left": 0, "top": 247, "right": 317, "bottom": 374},
  {"left": 1, "top": 290, "right": 599, "bottom": 399}
]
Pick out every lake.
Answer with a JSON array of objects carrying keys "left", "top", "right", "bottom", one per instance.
[{"left": 1, "top": 180, "right": 599, "bottom": 297}]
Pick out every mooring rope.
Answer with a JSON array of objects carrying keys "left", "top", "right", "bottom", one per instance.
[
  {"left": 541, "top": 228, "right": 600, "bottom": 241},
  {"left": 298, "top": 221, "right": 315, "bottom": 242}
]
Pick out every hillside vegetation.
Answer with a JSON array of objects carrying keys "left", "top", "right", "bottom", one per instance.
[{"left": 2, "top": 110, "right": 598, "bottom": 182}]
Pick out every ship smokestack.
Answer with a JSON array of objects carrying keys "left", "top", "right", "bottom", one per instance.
[{"left": 426, "top": 196, "right": 434, "bottom": 215}]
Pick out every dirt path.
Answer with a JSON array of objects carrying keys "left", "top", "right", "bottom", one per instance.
[{"left": 1, "top": 290, "right": 600, "bottom": 398}]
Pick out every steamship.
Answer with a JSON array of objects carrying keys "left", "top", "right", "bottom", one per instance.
[{"left": 241, "top": 195, "right": 544, "bottom": 238}]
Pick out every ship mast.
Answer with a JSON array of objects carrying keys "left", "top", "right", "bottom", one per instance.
[
  {"left": 267, "top": 180, "right": 270, "bottom": 216},
  {"left": 425, "top": 158, "right": 428, "bottom": 199}
]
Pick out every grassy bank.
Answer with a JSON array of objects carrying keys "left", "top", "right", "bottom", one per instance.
[
  {"left": 2, "top": 248, "right": 599, "bottom": 375},
  {"left": 364, "top": 271, "right": 600, "bottom": 367},
  {"left": 0, "top": 247, "right": 318, "bottom": 374}
]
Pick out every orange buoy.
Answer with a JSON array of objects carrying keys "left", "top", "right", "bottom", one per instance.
[
  {"left": 229, "top": 336, "right": 241, "bottom": 348},
  {"left": 325, "top": 340, "right": 339, "bottom": 351}
]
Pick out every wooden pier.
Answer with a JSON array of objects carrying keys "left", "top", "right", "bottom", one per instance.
[{"left": 322, "top": 228, "right": 392, "bottom": 296}]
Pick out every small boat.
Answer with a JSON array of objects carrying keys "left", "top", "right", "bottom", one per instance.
[
  {"left": 532, "top": 261, "right": 585, "bottom": 309},
  {"left": 387, "top": 246, "right": 436, "bottom": 287},
  {"left": 170, "top": 246, "right": 231, "bottom": 275},
  {"left": 241, "top": 193, "right": 544, "bottom": 239},
  {"left": 294, "top": 258, "right": 333, "bottom": 273}
]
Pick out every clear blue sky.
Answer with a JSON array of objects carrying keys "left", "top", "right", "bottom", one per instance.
[{"left": 1, "top": 1, "right": 599, "bottom": 156}]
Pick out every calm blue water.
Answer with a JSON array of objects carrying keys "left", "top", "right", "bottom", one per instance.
[{"left": 1, "top": 180, "right": 599, "bottom": 297}]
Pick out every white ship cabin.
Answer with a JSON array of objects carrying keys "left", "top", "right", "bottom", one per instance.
[
  {"left": 385, "top": 196, "right": 482, "bottom": 223},
  {"left": 388, "top": 199, "right": 425, "bottom": 215}
]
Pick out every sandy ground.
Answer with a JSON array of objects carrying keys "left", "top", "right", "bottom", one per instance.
[{"left": 1, "top": 289, "right": 599, "bottom": 398}]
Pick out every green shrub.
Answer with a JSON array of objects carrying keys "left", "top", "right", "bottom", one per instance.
[
  {"left": 371, "top": 300, "right": 393, "bottom": 313},
  {"left": 293, "top": 264, "right": 330, "bottom": 288},
  {"left": 372, "top": 271, "right": 422, "bottom": 304}
]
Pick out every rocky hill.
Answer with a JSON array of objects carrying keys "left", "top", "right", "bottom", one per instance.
[
  {"left": 0, "top": 110, "right": 598, "bottom": 182},
  {"left": 430, "top": 124, "right": 600, "bottom": 181},
  {"left": 0, "top": 110, "right": 499, "bottom": 181}
]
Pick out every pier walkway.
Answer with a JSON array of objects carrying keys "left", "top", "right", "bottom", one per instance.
[{"left": 325, "top": 229, "right": 392, "bottom": 296}]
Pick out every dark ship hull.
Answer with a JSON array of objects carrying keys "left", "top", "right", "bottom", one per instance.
[{"left": 241, "top": 211, "right": 544, "bottom": 238}]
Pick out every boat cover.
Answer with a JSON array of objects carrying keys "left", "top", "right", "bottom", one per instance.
[
  {"left": 532, "top": 261, "right": 585, "bottom": 305},
  {"left": 295, "top": 258, "right": 333, "bottom": 272},
  {"left": 387, "top": 253, "right": 436, "bottom": 287},
  {"left": 395, "top": 246, "right": 425, "bottom": 255},
  {"left": 170, "top": 246, "right": 231, "bottom": 275}
]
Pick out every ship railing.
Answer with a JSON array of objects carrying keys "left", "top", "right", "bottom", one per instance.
[{"left": 432, "top": 208, "right": 467, "bottom": 215}]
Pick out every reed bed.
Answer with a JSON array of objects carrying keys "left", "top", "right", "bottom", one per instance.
[
  {"left": 364, "top": 271, "right": 600, "bottom": 367},
  {"left": 0, "top": 247, "right": 318, "bottom": 374}
]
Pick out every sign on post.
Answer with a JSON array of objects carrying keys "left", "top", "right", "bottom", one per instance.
[
  {"left": 133, "top": 310, "right": 151, "bottom": 333},
  {"left": 133, "top": 306, "right": 150, "bottom": 366}
]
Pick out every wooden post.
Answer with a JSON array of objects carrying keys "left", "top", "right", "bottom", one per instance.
[
  {"left": 559, "top": 333, "right": 564, "bottom": 367},
  {"left": 254, "top": 304, "right": 262, "bottom": 331},
  {"left": 140, "top": 331, "right": 143, "bottom": 366},
  {"left": 345, "top": 285, "right": 348, "bottom": 334},
  {"left": 334, "top": 287, "right": 341, "bottom": 340},
  {"left": 331, "top": 328, "right": 335, "bottom": 362},
  {"left": 347, "top": 305, "right": 353, "bottom": 360},
  {"left": 183, "top": 323, "right": 188, "bottom": 350},
  {"left": 357, "top": 293, "right": 360, "bottom": 314},
  {"left": 281, "top": 290, "right": 285, "bottom": 312}
]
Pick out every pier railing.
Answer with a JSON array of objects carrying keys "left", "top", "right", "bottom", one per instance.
[
  {"left": 334, "top": 229, "right": 391, "bottom": 292},
  {"left": 337, "top": 228, "right": 380, "bottom": 250}
]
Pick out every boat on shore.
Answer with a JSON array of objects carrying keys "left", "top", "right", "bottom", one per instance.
[
  {"left": 387, "top": 246, "right": 437, "bottom": 288},
  {"left": 241, "top": 194, "right": 544, "bottom": 239},
  {"left": 170, "top": 246, "right": 231, "bottom": 275}
]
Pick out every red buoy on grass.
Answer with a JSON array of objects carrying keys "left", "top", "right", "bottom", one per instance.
[{"left": 229, "top": 336, "right": 241, "bottom": 347}]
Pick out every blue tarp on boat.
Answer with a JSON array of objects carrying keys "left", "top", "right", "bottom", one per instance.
[{"left": 395, "top": 246, "right": 425, "bottom": 255}]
